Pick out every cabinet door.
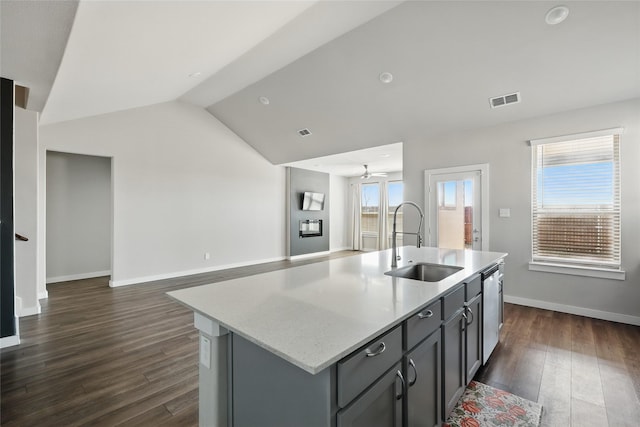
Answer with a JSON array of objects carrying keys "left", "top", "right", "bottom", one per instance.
[
  {"left": 442, "top": 309, "right": 465, "bottom": 420},
  {"left": 337, "top": 363, "right": 404, "bottom": 427},
  {"left": 465, "top": 293, "right": 482, "bottom": 384},
  {"left": 498, "top": 280, "right": 504, "bottom": 330},
  {"left": 407, "top": 330, "right": 441, "bottom": 427}
]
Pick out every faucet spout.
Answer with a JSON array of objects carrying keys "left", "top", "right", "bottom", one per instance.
[{"left": 391, "top": 201, "right": 425, "bottom": 268}]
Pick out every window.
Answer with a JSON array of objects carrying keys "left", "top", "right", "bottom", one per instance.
[
  {"left": 438, "top": 181, "right": 458, "bottom": 208},
  {"left": 358, "top": 181, "right": 404, "bottom": 251},
  {"left": 530, "top": 128, "right": 623, "bottom": 279},
  {"left": 361, "top": 183, "right": 379, "bottom": 234}
]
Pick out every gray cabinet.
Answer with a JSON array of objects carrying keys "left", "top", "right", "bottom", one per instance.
[
  {"left": 406, "top": 329, "right": 442, "bottom": 427},
  {"left": 442, "top": 304, "right": 466, "bottom": 419},
  {"left": 498, "top": 264, "right": 504, "bottom": 330},
  {"left": 337, "top": 326, "right": 404, "bottom": 427},
  {"left": 337, "top": 363, "right": 404, "bottom": 427},
  {"left": 465, "top": 292, "right": 482, "bottom": 383},
  {"left": 338, "top": 326, "right": 403, "bottom": 408},
  {"left": 228, "top": 265, "right": 502, "bottom": 427},
  {"left": 441, "top": 275, "right": 484, "bottom": 421}
]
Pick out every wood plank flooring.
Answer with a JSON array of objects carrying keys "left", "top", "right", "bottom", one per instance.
[
  {"left": 2, "top": 253, "right": 639, "bottom": 426},
  {"left": 476, "top": 304, "right": 640, "bottom": 427},
  {"left": 1, "top": 251, "right": 358, "bottom": 426}
]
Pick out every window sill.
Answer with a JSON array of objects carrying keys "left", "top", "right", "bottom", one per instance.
[{"left": 528, "top": 261, "right": 626, "bottom": 281}]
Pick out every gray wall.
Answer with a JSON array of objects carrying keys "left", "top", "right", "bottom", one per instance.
[
  {"left": 288, "top": 167, "right": 330, "bottom": 257},
  {"left": 46, "top": 151, "right": 111, "bottom": 281},
  {"left": 402, "top": 98, "right": 640, "bottom": 321},
  {"left": 329, "top": 174, "right": 349, "bottom": 251},
  {"left": 40, "top": 102, "right": 286, "bottom": 288}
]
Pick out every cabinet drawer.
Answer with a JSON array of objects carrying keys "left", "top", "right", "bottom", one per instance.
[
  {"left": 442, "top": 284, "right": 465, "bottom": 320},
  {"left": 337, "top": 325, "right": 403, "bottom": 408},
  {"left": 406, "top": 299, "right": 442, "bottom": 351},
  {"left": 465, "top": 274, "right": 481, "bottom": 301}
]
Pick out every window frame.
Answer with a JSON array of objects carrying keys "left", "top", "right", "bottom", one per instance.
[{"left": 528, "top": 127, "right": 625, "bottom": 281}]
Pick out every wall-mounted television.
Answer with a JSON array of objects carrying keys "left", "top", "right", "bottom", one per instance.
[{"left": 302, "top": 191, "right": 325, "bottom": 211}]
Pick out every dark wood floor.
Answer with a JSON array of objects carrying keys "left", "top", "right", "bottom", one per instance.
[
  {"left": 2, "top": 252, "right": 639, "bottom": 426},
  {"left": 476, "top": 304, "right": 640, "bottom": 427}
]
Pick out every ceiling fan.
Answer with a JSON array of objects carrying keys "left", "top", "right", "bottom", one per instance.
[{"left": 360, "top": 164, "right": 387, "bottom": 179}]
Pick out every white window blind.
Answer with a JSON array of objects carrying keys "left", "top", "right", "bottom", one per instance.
[{"left": 530, "top": 130, "right": 621, "bottom": 269}]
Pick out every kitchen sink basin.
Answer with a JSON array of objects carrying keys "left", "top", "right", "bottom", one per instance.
[{"left": 385, "top": 262, "right": 463, "bottom": 282}]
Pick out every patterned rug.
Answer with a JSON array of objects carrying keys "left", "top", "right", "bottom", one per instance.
[{"left": 444, "top": 381, "right": 543, "bottom": 427}]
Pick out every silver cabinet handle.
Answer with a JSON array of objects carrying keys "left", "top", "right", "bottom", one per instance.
[
  {"left": 408, "top": 358, "right": 418, "bottom": 387},
  {"left": 365, "top": 342, "right": 386, "bottom": 357},
  {"left": 395, "top": 370, "right": 405, "bottom": 400},
  {"left": 417, "top": 309, "right": 433, "bottom": 319},
  {"left": 461, "top": 312, "right": 468, "bottom": 331},
  {"left": 466, "top": 306, "right": 474, "bottom": 325}
]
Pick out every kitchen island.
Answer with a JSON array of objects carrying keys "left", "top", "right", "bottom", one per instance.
[{"left": 168, "top": 246, "right": 506, "bottom": 427}]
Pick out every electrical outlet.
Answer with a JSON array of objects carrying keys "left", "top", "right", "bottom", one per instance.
[
  {"left": 200, "top": 335, "right": 211, "bottom": 368},
  {"left": 204, "top": 252, "right": 210, "bottom": 260}
]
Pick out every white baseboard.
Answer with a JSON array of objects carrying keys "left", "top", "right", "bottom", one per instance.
[
  {"left": 17, "top": 303, "right": 41, "bottom": 318},
  {"left": 0, "top": 335, "right": 20, "bottom": 348},
  {"left": 47, "top": 270, "right": 111, "bottom": 284},
  {"left": 288, "top": 251, "right": 331, "bottom": 261},
  {"left": 38, "top": 290, "right": 49, "bottom": 300},
  {"left": 109, "top": 257, "right": 286, "bottom": 287},
  {"left": 14, "top": 296, "right": 40, "bottom": 317},
  {"left": 330, "top": 246, "right": 353, "bottom": 253},
  {"left": 504, "top": 295, "right": 640, "bottom": 326}
]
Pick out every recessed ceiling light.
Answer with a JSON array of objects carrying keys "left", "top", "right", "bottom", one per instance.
[
  {"left": 258, "top": 96, "right": 270, "bottom": 105},
  {"left": 380, "top": 154, "right": 391, "bottom": 158},
  {"left": 379, "top": 72, "right": 393, "bottom": 84},
  {"left": 545, "top": 6, "right": 569, "bottom": 25},
  {"left": 188, "top": 71, "right": 202, "bottom": 78}
]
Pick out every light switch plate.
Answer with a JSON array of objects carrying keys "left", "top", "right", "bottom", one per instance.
[
  {"left": 499, "top": 208, "right": 511, "bottom": 218},
  {"left": 200, "top": 335, "right": 211, "bottom": 369}
]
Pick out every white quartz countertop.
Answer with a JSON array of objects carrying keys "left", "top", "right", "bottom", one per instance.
[{"left": 167, "top": 247, "right": 506, "bottom": 375}]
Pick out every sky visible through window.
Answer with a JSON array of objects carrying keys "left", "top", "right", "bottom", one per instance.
[
  {"left": 361, "top": 182, "right": 404, "bottom": 207},
  {"left": 538, "top": 162, "right": 613, "bottom": 207},
  {"left": 438, "top": 180, "right": 473, "bottom": 207}
]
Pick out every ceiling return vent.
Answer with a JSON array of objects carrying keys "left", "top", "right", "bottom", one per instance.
[
  {"left": 297, "top": 128, "right": 312, "bottom": 137},
  {"left": 489, "top": 92, "right": 521, "bottom": 109}
]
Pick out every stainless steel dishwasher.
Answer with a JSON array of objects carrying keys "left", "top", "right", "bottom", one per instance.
[{"left": 481, "top": 263, "right": 501, "bottom": 364}]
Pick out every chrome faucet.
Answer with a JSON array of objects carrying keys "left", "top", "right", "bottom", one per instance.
[{"left": 391, "top": 201, "right": 424, "bottom": 268}]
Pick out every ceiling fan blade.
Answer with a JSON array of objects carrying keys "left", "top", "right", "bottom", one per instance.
[{"left": 372, "top": 172, "right": 387, "bottom": 177}]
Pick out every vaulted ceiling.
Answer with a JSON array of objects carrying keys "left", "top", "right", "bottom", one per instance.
[{"left": 2, "top": 1, "right": 639, "bottom": 171}]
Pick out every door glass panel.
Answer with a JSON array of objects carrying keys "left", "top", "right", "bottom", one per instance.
[
  {"left": 437, "top": 180, "right": 465, "bottom": 249},
  {"left": 430, "top": 171, "right": 481, "bottom": 250}
]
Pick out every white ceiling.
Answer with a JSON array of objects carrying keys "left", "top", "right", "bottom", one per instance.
[
  {"left": 14, "top": 0, "right": 400, "bottom": 125},
  {"left": 0, "top": 0, "right": 78, "bottom": 112},
  {"left": 2, "top": 1, "right": 639, "bottom": 175},
  {"left": 209, "top": 1, "right": 640, "bottom": 165}
]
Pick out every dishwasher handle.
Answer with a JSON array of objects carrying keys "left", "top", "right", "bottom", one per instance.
[{"left": 481, "top": 264, "right": 500, "bottom": 281}]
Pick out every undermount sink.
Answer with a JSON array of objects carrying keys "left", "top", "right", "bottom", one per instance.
[{"left": 385, "top": 262, "right": 463, "bottom": 282}]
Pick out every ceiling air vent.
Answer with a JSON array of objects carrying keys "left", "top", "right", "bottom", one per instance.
[
  {"left": 298, "top": 128, "right": 312, "bottom": 137},
  {"left": 489, "top": 92, "right": 521, "bottom": 109}
]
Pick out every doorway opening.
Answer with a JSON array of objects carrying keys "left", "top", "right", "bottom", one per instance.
[{"left": 45, "top": 151, "right": 113, "bottom": 285}]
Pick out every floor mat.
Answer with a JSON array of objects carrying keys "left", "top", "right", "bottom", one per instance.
[{"left": 444, "top": 381, "right": 543, "bottom": 427}]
